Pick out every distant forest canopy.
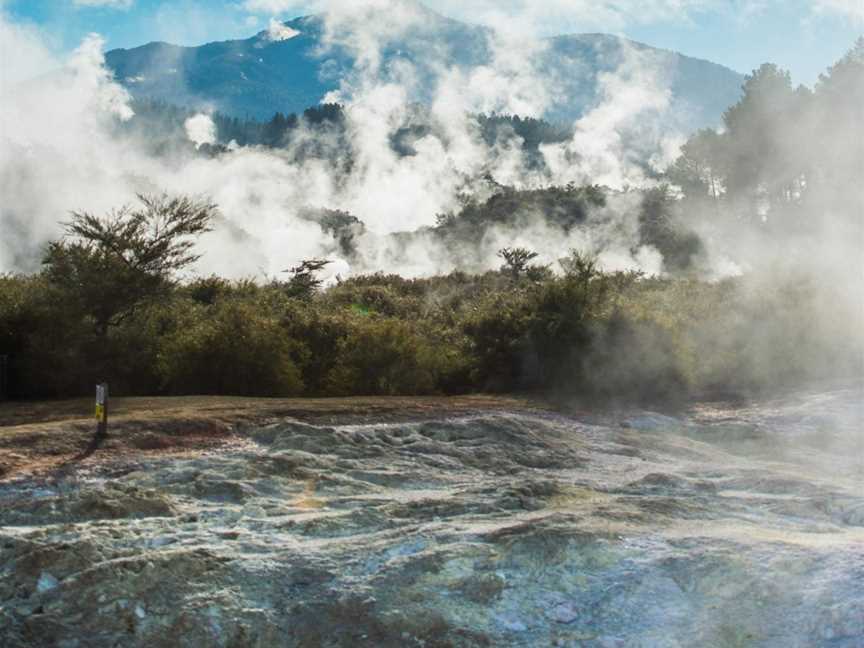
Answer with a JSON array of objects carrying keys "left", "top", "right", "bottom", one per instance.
[{"left": 121, "top": 99, "right": 574, "bottom": 157}]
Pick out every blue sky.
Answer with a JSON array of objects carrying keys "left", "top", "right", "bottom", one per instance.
[{"left": 4, "top": 0, "right": 862, "bottom": 85}]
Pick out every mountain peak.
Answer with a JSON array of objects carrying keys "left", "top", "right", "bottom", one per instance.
[
  {"left": 105, "top": 7, "right": 743, "bottom": 127},
  {"left": 258, "top": 18, "right": 302, "bottom": 43}
]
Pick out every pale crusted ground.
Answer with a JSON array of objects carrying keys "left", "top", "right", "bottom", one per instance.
[{"left": 0, "top": 388, "right": 862, "bottom": 647}]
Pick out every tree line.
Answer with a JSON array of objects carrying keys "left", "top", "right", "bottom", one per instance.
[
  {"left": 669, "top": 38, "right": 863, "bottom": 225},
  {"left": 0, "top": 192, "right": 857, "bottom": 402}
]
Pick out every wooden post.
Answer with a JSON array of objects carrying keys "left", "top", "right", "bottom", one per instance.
[{"left": 95, "top": 383, "right": 109, "bottom": 438}]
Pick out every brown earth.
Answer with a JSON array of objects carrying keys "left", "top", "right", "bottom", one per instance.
[{"left": 0, "top": 395, "right": 547, "bottom": 481}]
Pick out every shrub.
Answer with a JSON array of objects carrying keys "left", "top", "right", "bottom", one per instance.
[
  {"left": 461, "top": 290, "right": 536, "bottom": 391},
  {"left": 526, "top": 260, "right": 607, "bottom": 387},
  {"left": 157, "top": 300, "right": 303, "bottom": 396},
  {"left": 183, "top": 275, "right": 235, "bottom": 305},
  {"left": 0, "top": 274, "right": 96, "bottom": 398},
  {"left": 323, "top": 283, "right": 417, "bottom": 318},
  {"left": 325, "top": 317, "right": 443, "bottom": 396}
]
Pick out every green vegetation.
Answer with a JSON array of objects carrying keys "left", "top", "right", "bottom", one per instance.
[
  {"left": 1, "top": 246, "right": 858, "bottom": 402},
  {"left": 44, "top": 194, "right": 216, "bottom": 338}
]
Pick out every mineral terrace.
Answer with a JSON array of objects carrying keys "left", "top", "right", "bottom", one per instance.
[{"left": 1, "top": 388, "right": 862, "bottom": 647}]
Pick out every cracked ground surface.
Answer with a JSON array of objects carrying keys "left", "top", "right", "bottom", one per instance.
[{"left": 1, "top": 387, "right": 862, "bottom": 647}]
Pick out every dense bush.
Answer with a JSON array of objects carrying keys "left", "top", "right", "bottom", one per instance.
[
  {"left": 0, "top": 274, "right": 98, "bottom": 398},
  {"left": 324, "top": 317, "right": 441, "bottom": 396},
  {"left": 156, "top": 298, "right": 304, "bottom": 396},
  {"left": 1, "top": 262, "right": 859, "bottom": 403},
  {"left": 462, "top": 289, "right": 536, "bottom": 391}
]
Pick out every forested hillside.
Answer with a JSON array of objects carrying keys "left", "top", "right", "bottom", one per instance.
[{"left": 104, "top": 1, "right": 742, "bottom": 128}]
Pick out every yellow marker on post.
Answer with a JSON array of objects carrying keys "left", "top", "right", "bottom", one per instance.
[{"left": 95, "top": 383, "right": 109, "bottom": 438}]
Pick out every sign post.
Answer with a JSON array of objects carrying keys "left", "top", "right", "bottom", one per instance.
[{"left": 95, "top": 383, "right": 109, "bottom": 439}]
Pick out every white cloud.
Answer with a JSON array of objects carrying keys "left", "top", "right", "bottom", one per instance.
[
  {"left": 430, "top": 0, "right": 712, "bottom": 34},
  {"left": 73, "top": 0, "right": 134, "bottom": 9},
  {"left": 541, "top": 43, "right": 679, "bottom": 189},
  {"left": 240, "top": 0, "right": 863, "bottom": 36},
  {"left": 813, "top": 0, "right": 864, "bottom": 22},
  {"left": 1, "top": 3, "right": 686, "bottom": 279},
  {"left": 242, "top": 0, "right": 307, "bottom": 14}
]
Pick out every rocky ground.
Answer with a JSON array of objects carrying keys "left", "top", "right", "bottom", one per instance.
[{"left": 0, "top": 387, "right": 862, "bottom": 647}]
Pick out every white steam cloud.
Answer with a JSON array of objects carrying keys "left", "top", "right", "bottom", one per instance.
[
  {"left": 542, "top": 44, "right": 680, "bottom": 189},
  {"left": 0, "top": 3, "right": 704, "bottom": 278},
  {"left": 3, "top": 1, "right": 844, "bottom": 284},
  {"left": 184, "top": 114, "right": 217, "bottom": 148}
]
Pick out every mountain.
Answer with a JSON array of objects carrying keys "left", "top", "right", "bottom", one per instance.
[{"left": 104, "top": 1, "right": 744, "bottom": 130}]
